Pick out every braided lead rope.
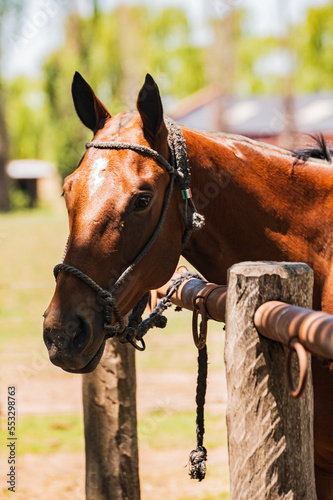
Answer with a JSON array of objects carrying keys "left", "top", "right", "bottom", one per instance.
[
  {"left": 189, "top": 343, "right": 208, "bottom": 481},
  {"left": 123, "top": 292, "right": 150, "bottom": 333},
  {"left": 116, "top": 292, "right": 151, "bottom": 351},
  {"left": 125, "top": 268, "right": 209, "bottom": 480},
  {"left": 163, "top": 270, "right": 208, "bottom": 481},
  {"left": 132, "top": 271, "right": 205, "bottom": 340}
]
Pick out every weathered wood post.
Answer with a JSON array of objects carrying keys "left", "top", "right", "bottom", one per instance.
[
  {"left": 225, "top": 261, "right": 316, "bottom": 499},
  {"left": 82, "top": 340, "right": 140, "bottom": 500}
]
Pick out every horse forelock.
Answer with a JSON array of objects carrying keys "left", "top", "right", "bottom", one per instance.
[
  {"left": 92, "top": 110, "right": 142, "bottom": 145},
  {"left": 118, "top": 110, "right": 137, "bottom": 131}
]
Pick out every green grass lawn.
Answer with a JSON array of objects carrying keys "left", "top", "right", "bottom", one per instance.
[
  {"left": 138, "top": 409, "right": 227, "bottom": 451},
  {"left": 0, "top": 408, "right": 226, "bottom": 456},
  {"left": 0, "top": 208, "right": 68, "bottom": 351},
  {"left": 0, "top": 414, "right": 84, "bottom": 455}
]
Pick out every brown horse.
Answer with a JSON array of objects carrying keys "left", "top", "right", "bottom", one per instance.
[{"left": 43, "top": 72, "right": 333, "bottom": 498}]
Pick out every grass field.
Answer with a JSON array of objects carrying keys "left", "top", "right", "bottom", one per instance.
[{"left": 0, "top": 209, "right": 229, "bottom": 499}]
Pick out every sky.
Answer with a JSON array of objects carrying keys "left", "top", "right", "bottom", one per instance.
[{"left": 1, "top": 0, "right": 331, "bottom": 79}]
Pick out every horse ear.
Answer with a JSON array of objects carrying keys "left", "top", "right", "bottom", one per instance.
[
  {"left": 71, "top": 72, "right": 111, "bottom": 133},
  {"left": 137, "top": 74, "right": 165, "bottom": 139}
]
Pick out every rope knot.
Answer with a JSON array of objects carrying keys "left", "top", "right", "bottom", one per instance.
[
  {"left": 188, "top": 446, "right": 207, "bottom": 481},
  {"left": 152, "top": 314, "right": 168, "bottom": 329},
  {"left": 186, "top": 212, "right": 205, "bottom": 231},
  {"left": 98, "top": 290, "right": 115, "bottom": 306},
  {"left": 103, "top": 324, "right": 118, "bottom": 339}
]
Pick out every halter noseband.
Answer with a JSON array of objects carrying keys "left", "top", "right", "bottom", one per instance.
[{"left": 53, "top": 118, "right": 204, "bottom": 349}]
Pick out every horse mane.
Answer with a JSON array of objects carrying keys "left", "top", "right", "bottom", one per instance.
[
  {"left": 186, "top": 127, "right": 332, "bottom": 166},
  {"left": 293, "top": 134, "right": 332, "bottom": 163}
]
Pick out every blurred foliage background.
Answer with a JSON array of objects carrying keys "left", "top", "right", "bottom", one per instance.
[
  {"left": 1, "top": 3, "right": 333, "bottom": 497},
  {"left": 1, "top": 0, "right": 333, "bottom": 205}
]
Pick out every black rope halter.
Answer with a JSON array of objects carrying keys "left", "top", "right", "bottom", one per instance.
[
  {"left": 54, "top": 118, "right": 205, "bottom": 349},
  {"left": 54, "top": 117, "right": 209, "bottom": 480}
]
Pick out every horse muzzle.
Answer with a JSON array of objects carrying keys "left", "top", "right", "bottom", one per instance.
[{"left": 43, "top": 310, "right": 105, "bottom": 373}]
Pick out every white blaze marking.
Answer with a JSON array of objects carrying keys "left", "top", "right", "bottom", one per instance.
[{"left": 89, "top": 158, "right": 108, "bottom": 195}]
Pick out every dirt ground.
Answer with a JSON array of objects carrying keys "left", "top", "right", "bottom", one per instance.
[
  {"left": 0, "top": 310, "right": 228, "bottom": 500},
  {"left": 2, "top": 360, "right": 227, "bottom": 417},
  {"left": 12, "top": 446, "right": 228, "bottom": 500},
  {"left": 0, "top": 346, "right": 229, "bottom": 500}
]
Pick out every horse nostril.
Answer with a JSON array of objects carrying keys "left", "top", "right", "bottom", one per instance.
[
  {"left": 73, "top": 318, "right": 90, "bottom": 351},
  {"left": 43, "top": 328, "right": 53, "bottom": 350}
]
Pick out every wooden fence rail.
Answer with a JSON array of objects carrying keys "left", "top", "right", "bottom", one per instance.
[
  {"left": 157, "top": 267, "right": 333, "bottom": 362},
  {"left": 157, "top": 276, "right": 227, "bottom": 322},
  {"left": 157, "top": 261, "right": 322, "bottom": 499},
  {"left": 255, "top": 301, "right": 333, "bottom": 359},
  {"left": 84, "top": 260, "right": 333, "bottom": 499}
]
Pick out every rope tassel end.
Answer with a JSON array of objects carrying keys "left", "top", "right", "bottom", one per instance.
[{"left": 188, "top": 445, "right": 207, "bottom": 481}]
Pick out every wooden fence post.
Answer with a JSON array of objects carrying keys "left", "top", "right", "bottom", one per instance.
[
  {"left": 82, "top": 340, "right": 140, "bottom": 500},
  {"left": 225, "top": 261, "right": 316, "bottom": 499}
]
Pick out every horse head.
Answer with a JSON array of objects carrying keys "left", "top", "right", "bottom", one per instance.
[{"left": 43, "top": 73, "right": 190, "bottom": 373}]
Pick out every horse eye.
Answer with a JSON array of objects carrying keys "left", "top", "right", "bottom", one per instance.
[{"left": 133, "top": 194, "right": 152, "bottom": 211}]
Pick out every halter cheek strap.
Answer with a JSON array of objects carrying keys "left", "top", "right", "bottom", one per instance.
[{"left": 53, "top": 118, "right": 205, "bottom": 347}]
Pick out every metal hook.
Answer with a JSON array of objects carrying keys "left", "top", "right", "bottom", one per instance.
[
  {"left": 192, "top": 296, "right": 208, "bottom": 350},
  {"left": 286, "top": 338, "right": 308, "bottom": 399},
  {"left": 126, "top": 333, "right": 146, "bottom": 352}
]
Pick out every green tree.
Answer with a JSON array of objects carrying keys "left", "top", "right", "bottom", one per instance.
[
  {"left": 293, "top": 3, "right": 333, "bottom": 92},
  {"left": 6, "top": 77, "right": 51, "bottom": 161},
  {"left": 8, "top": 1, "right": 333, "bottom": 188},
  {"left": 233, "top": 2, "right": 333, "bottom": 95},
  {"left": 0, "top": 1, "right": 24, "bottom": 211},
  {"left": 207, "top": 7, "right": 290, "bottom": 96},
  {"left": 42, "top": 5, "right": 207, "bottom": 179}
]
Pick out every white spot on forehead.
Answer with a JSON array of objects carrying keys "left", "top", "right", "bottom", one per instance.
[{"left": 89, "top": 158, "right": 108, "bottom": 196}]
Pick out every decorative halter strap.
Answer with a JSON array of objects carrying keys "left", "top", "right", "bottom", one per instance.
[{"left": 54, "top": 118, "right": 205, "bottom": 348}]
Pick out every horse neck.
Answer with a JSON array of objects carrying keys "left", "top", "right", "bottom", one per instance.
[{"left": 181, "top": 128, "right": 333, "bottom": 297}]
